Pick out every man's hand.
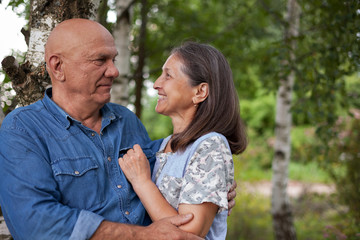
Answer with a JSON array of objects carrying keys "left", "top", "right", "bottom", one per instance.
[
  {"left": 136, "top": 214, "right": 204, "bottom": 240},
  {"left": 91, "top": 214, "right": 203, "bottom": 240},
  {"left": 227, "top": 180, "right": 237, "bottom": 216}
]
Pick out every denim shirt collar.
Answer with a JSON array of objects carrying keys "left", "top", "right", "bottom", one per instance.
[{"left": 41, "top": 88, "right": 119, "bottom": 129}]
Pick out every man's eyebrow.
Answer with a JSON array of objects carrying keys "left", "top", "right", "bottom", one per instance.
[{"left": 90, "top": 52, "right": 119, "bottom": 58}]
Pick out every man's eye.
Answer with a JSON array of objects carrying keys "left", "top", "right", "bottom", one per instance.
[{"left": 94, "top": 59, "right": 105, "bottom": 65}]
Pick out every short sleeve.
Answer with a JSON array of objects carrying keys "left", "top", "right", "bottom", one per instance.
[{"left": 178, "top": 135, "right": 234, "bottom": 213}]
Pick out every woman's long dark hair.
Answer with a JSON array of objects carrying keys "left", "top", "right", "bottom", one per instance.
[{"left": 170, "top": 41, "right": 247, "bottom": 154}]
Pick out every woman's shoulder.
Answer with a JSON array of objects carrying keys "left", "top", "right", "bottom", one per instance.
[{"left": 194, "top": 132, "right": 228, "bottom": 147}]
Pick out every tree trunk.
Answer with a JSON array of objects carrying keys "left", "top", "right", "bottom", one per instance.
[
  {"left": 133, "top": 0, "right": 148, "bottom": 118},
  {"left": 1, "top": 0, "right": 101, "bottom": 107},
  {"left": 271, "top": 0, "right": 300, "bottom": 239},
  {"left": 111, "top": 0, "right": 135, "bottom": 106}
]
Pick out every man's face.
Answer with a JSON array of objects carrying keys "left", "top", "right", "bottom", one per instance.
[{"left": 62, "top": 31, "right": 119, "bottom": 107}]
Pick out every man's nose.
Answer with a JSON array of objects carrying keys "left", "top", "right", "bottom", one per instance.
[{"left": 105, "top": 60, "right": 119, "bottom": 78}]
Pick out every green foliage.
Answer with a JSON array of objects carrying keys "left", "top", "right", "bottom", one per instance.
[
  {"left": 289, "top": 162, "right": 330, "bottom": 183},
  {"left": 240, "top": 93, "right": 276, "bottom": 135},
  {"left": 326, "top": 116, "right": 360, "bottom": 233},
  {"left": 2, "top": 0, "right": 360, "bottom": 238},
  {"left": 234, "top": 126, "right": 331, "bottom": 183},
  {"left": 292, "top": 0, "right": 360, "bottom": 132},
  {"left": 226, "top": 190, "right": 273, "bottom": 240},
  {"left": 290, "top": 126, "right": 318, "bottom": 163},
  {"left": 226, "top": 188, "right": 357, "bottom": 240},
  {"left": 131, "top": 0, "right": 277, "bottom": 101},
  {"left": 0, "top": 73, "right": 15, "bottom": 113},
  {"left": 292, "top": 193, "right": 359, "bottom": 240},
  {"left": 1, "top": 48, "right": 26, "bottom": 113},
  {"left": 346, "top": 74, "right": 360, "bottom": 110},
  {"left": 228, "top": 127, "right": 357, "bottom": 238},
  {"left": 141, "top": 94, "right": 172, "bottom": 140},
  {"left": 8, "top": 0, "right": 30, "bottom": 20},
  {"left": 234, "top": 128, "right": 274, "bottom": 177}
]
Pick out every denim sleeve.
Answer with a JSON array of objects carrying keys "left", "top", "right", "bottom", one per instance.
[
  {"left": 0, "top": 127, "right": 102, "bottom": 240},
  {"left": 69, "top": 210, "right": 105, "bottom": 240}
]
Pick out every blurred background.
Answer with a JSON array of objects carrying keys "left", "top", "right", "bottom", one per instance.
[{"left": 0, "top": 0, "right": 359, "bottom": 239}]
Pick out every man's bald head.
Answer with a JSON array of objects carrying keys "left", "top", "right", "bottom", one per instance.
[
  {"left": 44, "top": 18, "right": 119, "bottom": 115},
  {"left": 45, "top": 18, "right": 114, "bottom": 64}
]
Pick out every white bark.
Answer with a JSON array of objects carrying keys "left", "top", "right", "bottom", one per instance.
[
  {"left": 111, "top": 0, "right": 133, "bottom": 106},
  {"left": 26, "top": 13, "right": 54, "bottom": 67},
  {"left": 13, "top": 0, "right": 102, "bottom": 106},
  {"left": 271, "top": 0, "right": 300, "bottom": 239},
  {"left": 26, "top": 0, "right": 101, "bottom": 67},
  {"left": 88, "top": 0, "right": 101, "bottom": 21}
]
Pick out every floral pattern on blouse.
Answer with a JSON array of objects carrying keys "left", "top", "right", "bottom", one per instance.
[{"left": 155, "top": 135, "right": 234, "bottom": 213}]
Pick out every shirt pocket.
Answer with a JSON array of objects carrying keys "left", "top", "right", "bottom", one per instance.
[
  {"left": 158, "top": 175, "right": 183, "bottom": 209},
  {"left": 51, "top": 156, "right": 105, "bottom": 210},
  {"left": 118, "top": 146, "right": 155, "bottom": 159},
  {"left": 118, "top": 146, "right": 156, "bottom": 172}
]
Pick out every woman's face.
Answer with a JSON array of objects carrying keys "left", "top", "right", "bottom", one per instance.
[{"left": 153, "top": 54, "right": 198, "bottom": 123}]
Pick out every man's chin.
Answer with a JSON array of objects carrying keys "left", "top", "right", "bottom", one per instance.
[{"left": 94, "top": 93, "right": 111, "bottom": 105}]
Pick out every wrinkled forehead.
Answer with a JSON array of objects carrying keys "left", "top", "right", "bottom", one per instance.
[
  {"left": 163, "top": 53, "right": 183, "bottom": 68},
  {"left": 46, "top": 19, "right": 115, "bottom": 56}
]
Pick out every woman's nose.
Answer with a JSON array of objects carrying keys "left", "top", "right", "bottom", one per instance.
[{"left": 153, "top": 76, "right": 161, "bottom": 89}]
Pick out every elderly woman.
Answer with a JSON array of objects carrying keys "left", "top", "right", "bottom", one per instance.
[{"left": 119, "top": 41, "right": 247, "bottom": 239}]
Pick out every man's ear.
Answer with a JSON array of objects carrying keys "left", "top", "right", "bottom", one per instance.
[
  {"left": 193, "top": 83, "right": 209, "bottom": 104},
  {"left": 47, "top": 55, "right": 65, "bottom": 81}
]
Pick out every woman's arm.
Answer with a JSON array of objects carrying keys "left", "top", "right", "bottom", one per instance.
[
  {"left": 177, "top": 203, "right": 218, "bottom": 237},
  {"left": 118, "top": 144, "right": 217, "bottom": 237},
  {"left": 118, "top": 144, "right": 177, "bottom": 221}
]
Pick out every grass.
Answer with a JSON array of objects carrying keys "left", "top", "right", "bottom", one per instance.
[
  {"left": 289, "top": 161, "right": 331, "bottom": 183},
  {"left": 226, "top": 126, "right": 358, "bottom": 240},
  {"left": 227, "top": 190, "right": 273, "bottom": 240},
  {"left": 226, "top": 186, "right": 357, "bottom": 240},
  {"left": 234, "top": 158, "right": 331, "bottom": 183}
]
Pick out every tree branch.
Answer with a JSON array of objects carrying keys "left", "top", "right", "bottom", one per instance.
[
  {"left": 117, "top": 0, "right": 137, "bottom": 23},
  {"left": 1, "top": 56, "right": 27, "bottom": 85}
]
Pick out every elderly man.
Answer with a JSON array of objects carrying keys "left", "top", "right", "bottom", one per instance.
[{"left": 0, "top": 19, "right": 235, "bottom": 239}]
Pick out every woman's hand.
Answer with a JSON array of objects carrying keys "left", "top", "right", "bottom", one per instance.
[{"left": 118, "top": 144, "right": 151, "bottom": 186}]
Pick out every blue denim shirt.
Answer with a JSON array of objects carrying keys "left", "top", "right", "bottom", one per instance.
[{"left": 0, "top": 88, "right": 161, "bottom": 240}]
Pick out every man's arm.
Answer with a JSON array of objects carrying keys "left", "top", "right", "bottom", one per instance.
[
  {"left": 0, "top": 128, "right": 102, "bottom": 239},
  {"left": 91, "top": 214, "right": 203, "bottom": 240}
]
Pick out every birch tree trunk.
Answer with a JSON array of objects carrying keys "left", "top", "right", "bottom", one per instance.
[
  {"left": 111, "top": 0, "right": 135, "bottom": 106},
  {"left": 271, "top": 0, "right": 300, "bottom": 239},
  {"left": 133, "top": 0, "right": 148, "bottom": 118},
  {"left": 1, "top": 0, "right": 101, "bottom": 107}
]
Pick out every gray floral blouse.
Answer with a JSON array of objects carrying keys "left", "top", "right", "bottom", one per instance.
[{"left": 152, "top": 132, "right": 234, "bottom": 214}]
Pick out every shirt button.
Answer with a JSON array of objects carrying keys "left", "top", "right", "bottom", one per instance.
[
  {"left": 125, "top": 211, "right": 130, "bottom": 215},
  {"left": 74, "top": 171, "right": 80, "bottom": 175},
  {"left": 117, "top": 185, "right": 122, "bottom": 189},
  {"left": 107, "top": 157, "right": 111, "bottom": 162},
  {"left": 91, "top": 133, "right": 95, "bottom": 137}
]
